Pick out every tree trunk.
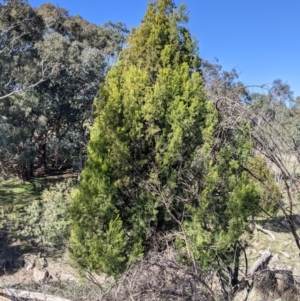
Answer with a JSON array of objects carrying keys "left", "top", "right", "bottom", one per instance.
[
  {"left": 18, "top": 163, "right": 32, "bottom": 181},
  {"left": 38, "top": 143, "right": 47, "bottom": 172},
  {"left": 18, "top": 164, "right": 26, "bottom": 181},
  {"left": 77, "top": 144, "right": 83, "bottom": 181}
]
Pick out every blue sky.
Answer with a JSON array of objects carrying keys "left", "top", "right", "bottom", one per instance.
[{"left": 29, "top": 0, "right": 300, "bottom": 97}]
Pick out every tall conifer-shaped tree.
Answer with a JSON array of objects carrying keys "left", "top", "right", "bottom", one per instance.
[{"left": 70, "top": 0, "right": 277, "bottom": 276}]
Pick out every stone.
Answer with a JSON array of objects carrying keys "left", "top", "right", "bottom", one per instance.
[
  {"left": 38, "top": 256, "right": 47, "bottom": 268},
  {"left": 24, "top": 254, "right": 36, "bottom": 270},
  {"left": 234, "top": 270, "right": 298, "bottom": 301},
  {"left": 33, "top": 267, "right": 49, "bottom": 283}
]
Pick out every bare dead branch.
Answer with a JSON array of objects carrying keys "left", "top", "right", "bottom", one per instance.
[
  {"left": 255, "top": 223, "right": 276, "bottom": 241},
  {"left": 248, "top": 249, "right": 272, "bottom": 276},
  {"left": 103, "top": 249, "right": 218, "bottom": 301},
  {"left": 0, "top": 288, "right": 73, "bottom": 301}
]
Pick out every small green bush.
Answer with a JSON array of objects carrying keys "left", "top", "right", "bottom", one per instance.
[{"left": 22, "top": 179, "right": 74, "bottom": 248}]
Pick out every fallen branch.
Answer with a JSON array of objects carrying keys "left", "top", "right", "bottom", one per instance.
[
  {"left": 249, "top": 249, "right": 272, "bottom": 276},
  {"left": 280, "top": 251, "right": 290, "bottom": 259},
  {"left": 255, "top": 223, "right": 276, "bottom": 241},
  {"left": 0, "top": 288, "right": 72, "bottom": 301}
]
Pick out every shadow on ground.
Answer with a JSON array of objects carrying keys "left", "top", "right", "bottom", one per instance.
[
  {"left": 257, "top": 214, "right": 300, "bottom": 233},
  {"left": 0, "top": 173, "right": 74, "bottom": 276},
  {"left": 0, "top": 228, "right": 41, "bottom": 276}
]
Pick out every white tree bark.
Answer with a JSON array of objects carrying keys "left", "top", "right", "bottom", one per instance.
[
  {"left": 255, "top": 223, "right": 276, "bottom": 241},
  {"left": 249, "top": 249, "right": 272, "bottom": 276}
]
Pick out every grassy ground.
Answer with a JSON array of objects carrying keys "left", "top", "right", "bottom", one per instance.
[
  {"left": 0, "top": 173, "right": 73, "bottom": 206},
  {"left": 249, "top": 222, "right": 300, "bottom": 273},
  {"left": 241, "top": 208, "right": 300, "bottom": 278},
  {"left": 0, "top": 179, "right": 38, "bottom": 208},
  {"left": 0, "top": 179, "right": 38, "bottom": 243},
  {"left": 0, "top": 173, "right": 75, "bottom": 248}
]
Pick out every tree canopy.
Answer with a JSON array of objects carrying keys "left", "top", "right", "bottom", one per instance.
[{"left": 0, "top": 0, "right": 128, "bottom": 180}]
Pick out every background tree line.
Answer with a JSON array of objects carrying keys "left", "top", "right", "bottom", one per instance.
[{"left": 0, "top": 0, "right": 128, "bottom": 180}]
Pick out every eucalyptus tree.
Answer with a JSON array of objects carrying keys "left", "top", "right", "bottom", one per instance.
[
  {"left": 0, "top": 0, "right": 58, "bottom": 100},
  {"left": 0, "top": 2, "right": 127, "bottom": 179},
  {"left": 201, "top": 59, "right": 251, "bottom": 104}
]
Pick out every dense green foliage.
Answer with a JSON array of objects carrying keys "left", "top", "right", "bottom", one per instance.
[
  {"left": 22, "top": 180, "right": 73, "bottom": 247},
  {"left": 69, "top": 0, "right": 277, "bottom": 277},
  {"left": 0, "top": 0, "right": 128, "bottom": 180},
  {"left": 0, "top": 0, "right": 50, "bottom": 99}
]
